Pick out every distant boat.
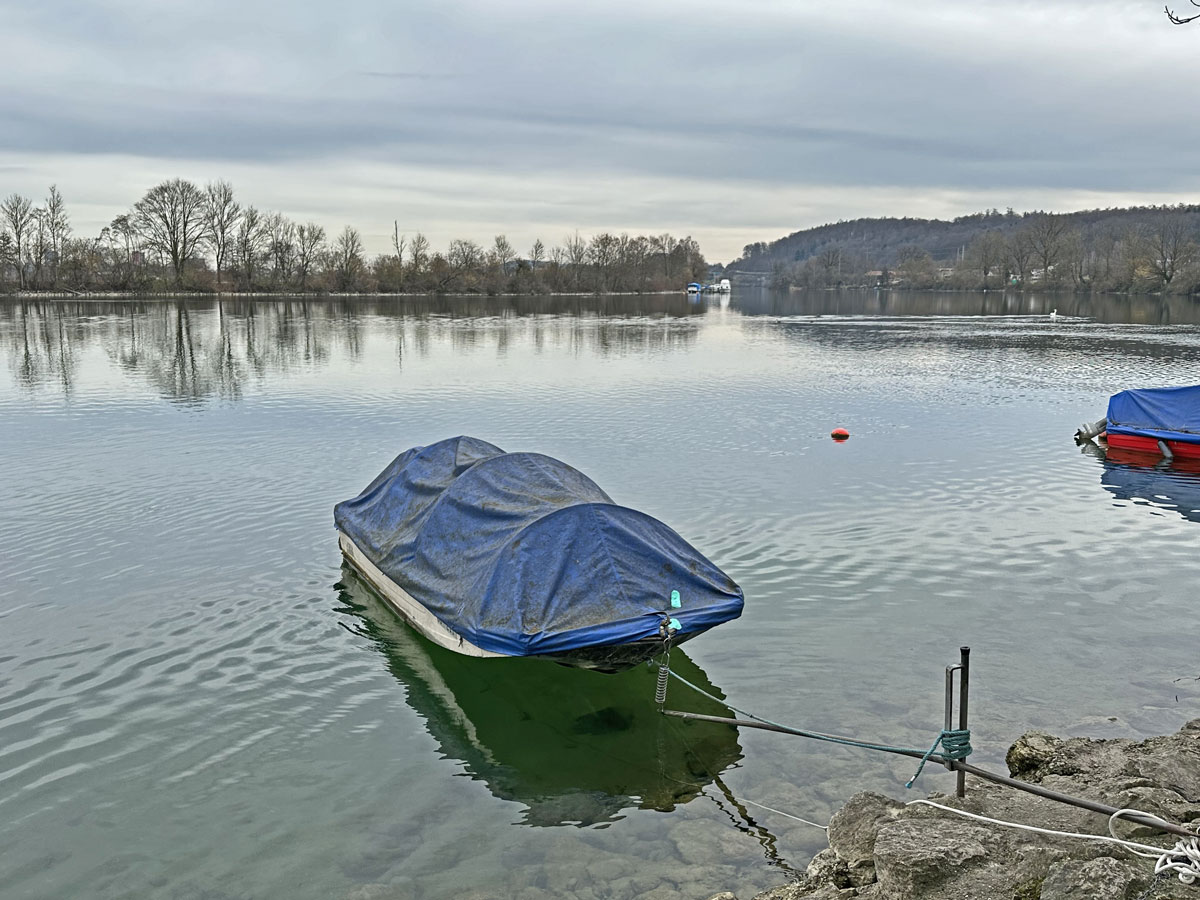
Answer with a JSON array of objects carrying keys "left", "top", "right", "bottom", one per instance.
[
  {"left": 701, "top": 279, "right": 732, "bottom": 294},
  {"left": 686, "top": 282, "right": 702, "bottom": 294},
  {"left": 334, "top": 436, "right": 744, "bottom": 671},
  {"left": 1076, "top": 385, "right": 1200, "bottom": 460}
]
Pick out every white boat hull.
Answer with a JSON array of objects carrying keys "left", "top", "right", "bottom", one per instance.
[{"left": 338, "top": 531, "right": 505, "bottom": 659}]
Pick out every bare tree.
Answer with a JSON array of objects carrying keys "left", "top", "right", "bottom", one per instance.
[
  {"left": 28, "top": 207, "right": 49, "bottom": 289},
  {"left": 233, "top": 206, "right": 270, "bottom": 290},
  {"left": 547, "top": 244, "right": 567, "bottom": 291},
  {"left": 965, "top": 230, "right": 1005, "bottom": 289},
  {"left": 105, "top": 214, "right": 143, "bottom": 290},
  {"left": 133, "top": 178, "right": 207, "bottom": 284},
  {"left": 564, "top": 231, "right": 588, "bottom": 290},
  {"left": 529, "top": 238, "right": 545, "bottom": 269},
  {"left": 587, "top": 233, "right": 622, "bottom": 292},
  {"left": 1059, "top": 230, "right": 1090, "bottom": 287},
  {"left": 0, "top": 232, "right": 14, "bottom": 290},
  {"left": 1006, "top": 228, "right": 1036, "bottom": 286},
  {"left": 1139, "top": 213, "right": 1199, "bottom": 289},
  {"left": 296, "top": 223, "right": 326, "bottom": 291},
  {"left": 1026, "top": 213, "right": 1069, "bottom": 285},
  {"left": 391, "top": 221, "right": 406, "bottom": 267},
  {"left": 203, "top": 180, "right": 240, "bottom": 288},
  {"left": 1166, "top": 1, "right": 1200, "bottom": 24},
  {"left": 61, "top": 236, "right": 101, "bottom": 290},
  {"left": 44, "top": 185, "right": 70, "bottom": 288},
  {"left": 332, "top": 226, "right": 365, "bottom": 291},
  {"left": 1, "top": 193, "right": 34, "bottom": 288},
  {"left": 492, "top": 234, "right": 515, "bottom": 273},
  {"left": 266, "top": 212, "right": 296, "bottom": 287},
  {"left": 408, "top": 232, "right": 430, "bottom": 279},
  {"left": 816, "top": 246, "right": 845, "bottom": 286},
  {"left": 446, "top": 238, "right": 484, "bottom": 291},
  {"left": 651, "top": 233, "right": 678, "bottom": 282}
]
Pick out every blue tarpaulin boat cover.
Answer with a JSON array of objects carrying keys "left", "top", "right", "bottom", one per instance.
[
  {"left": 334, "top": 437, "right": 744, "bottom": 657},
  {"left": 1107, "top": 386, "right": 1200, "bottom": 444}
]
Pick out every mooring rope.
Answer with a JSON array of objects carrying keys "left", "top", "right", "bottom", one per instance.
[
  {"left": 736, "top": 795, "right": 828, "bottom": 831},
  {"left": 909, "top": 800, "right": 1200, "bottom": 887},
  {"left": 656, "top": 655, "right": 1200, "bottom": 882},
  {"left": 661, "top": 665, "right": 970, "bottom": 786},
  {"left": 656, "top": 653, "right": 1200, "bottom": 844}
]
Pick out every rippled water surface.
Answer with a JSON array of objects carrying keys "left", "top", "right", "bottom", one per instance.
[{"left": 3, "top": 291, "right": 1200, "bottom": 900}]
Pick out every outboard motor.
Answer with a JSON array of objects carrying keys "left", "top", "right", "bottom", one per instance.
[{"left": 1074, "top": 418, "right": 1107, "bottom": 443}]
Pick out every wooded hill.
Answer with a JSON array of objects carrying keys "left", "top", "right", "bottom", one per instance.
[{"left": 726, "top": 205, "right": 1200, "bottom": 294}]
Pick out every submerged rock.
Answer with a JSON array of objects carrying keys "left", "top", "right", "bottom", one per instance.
[{"left": 738, "top": 718, "right": 1200, "bottom": 900}]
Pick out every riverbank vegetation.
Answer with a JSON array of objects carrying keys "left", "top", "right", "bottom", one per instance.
[
  {"left": 0, "top": 180, "right": 708, "bottom": 295},
  {"left": 729, "top": 206, "right": 1200, "bottom": 295}
]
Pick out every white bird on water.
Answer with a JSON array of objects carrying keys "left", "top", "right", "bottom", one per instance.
[{"left": 1049, "top": 309, "right": 1058, "bottom": 320}]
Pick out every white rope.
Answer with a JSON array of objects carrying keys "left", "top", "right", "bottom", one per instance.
[
  {"left": 735, "top": 795, "right": 828, "bottom": 831},
  {"left": 908, "top": 800, "right": 1200, "bottom": 886}
]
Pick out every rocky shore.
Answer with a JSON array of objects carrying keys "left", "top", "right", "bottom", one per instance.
[{"left": 712, "top": 719, "right": 1200, "bottom": 900}]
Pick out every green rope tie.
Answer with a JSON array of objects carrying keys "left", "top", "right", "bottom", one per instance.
[{"left": 906, "top": 728, "right": 973, "bottom": 789}]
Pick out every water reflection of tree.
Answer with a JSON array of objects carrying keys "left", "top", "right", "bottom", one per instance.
[
  {"left": 0, "top": 296, "right": 703, "bottom": 404},
  {"left": 112, "top": 301, "right": 344, "bottom": 403},
  {"left": 2, "top": 302, "right": 80, "bottom": 395}
]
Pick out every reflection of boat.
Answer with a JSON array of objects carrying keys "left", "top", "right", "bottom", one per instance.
[
  {"left": 336, "top": 564, "right": 743, "bottom": 827},
  {"left": 334, "top": 437, "right": 744, "bottom": 671},
  {"left": 1100, "top": 447, "right": 1200, "bottom": 524},
  {"left": 1078, "top": 386, "right": 1200, "bottom": 460}
]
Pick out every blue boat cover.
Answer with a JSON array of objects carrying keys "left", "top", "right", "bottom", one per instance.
[
  {"left": 334, "top": 437, "right": 744, "bottom": 657},
  {"left": 1107, "top": 386, "right": 1200, "bottom": 444}
]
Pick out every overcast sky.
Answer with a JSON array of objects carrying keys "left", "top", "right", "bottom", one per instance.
[{"left": 3, "top": 0, "right": 1199, "bottom": 262}]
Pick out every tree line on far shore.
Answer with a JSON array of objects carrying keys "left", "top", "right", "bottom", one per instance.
[
  {"left": 0, "top": 179, "right": 709, "bottom": 295},
  {"left": 742, "top": 206, "right": 1200, "bottom": 295}
]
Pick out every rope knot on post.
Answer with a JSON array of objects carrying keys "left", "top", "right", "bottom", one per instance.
[{"left": 906, "top": 728, "right": 973, "bottom": 789}]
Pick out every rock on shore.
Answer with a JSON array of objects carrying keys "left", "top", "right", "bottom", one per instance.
[{"left": 717, "top": 719, "right": 1200, "bottom": 900}]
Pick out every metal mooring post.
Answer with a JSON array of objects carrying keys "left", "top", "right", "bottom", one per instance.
[{"left": 944, "top": 646, "right": 970, "bottom": 798}]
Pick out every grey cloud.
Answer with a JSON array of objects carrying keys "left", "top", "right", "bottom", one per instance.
[
  {"left": 3, "top": 0, "right": 1199, "bottom": 237},
  {"left": 363, "top": 72, "right": 463, "bottom": 80},
  {"left": 4, "top": 73, "right": 1197, "bottom": 199}
]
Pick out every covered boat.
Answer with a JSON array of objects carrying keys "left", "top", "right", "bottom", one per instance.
[
  {"left": 333, "top": 436, "right": 744, "bottom": 670},
  {"left": 1079, "top": 386, "right": 1200, "bottom": 460}
]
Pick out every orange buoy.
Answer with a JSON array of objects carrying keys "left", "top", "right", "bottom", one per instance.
[{"left": 831, "top": 427, "right": 850, "bottom": 441}]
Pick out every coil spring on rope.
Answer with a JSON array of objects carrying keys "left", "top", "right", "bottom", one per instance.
[{"left": 655, "top": 663, "right": 670, "bottom": 706}]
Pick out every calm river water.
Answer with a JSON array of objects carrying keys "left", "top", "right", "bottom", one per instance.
[{"left": 3, "top": 290, "right": 1199, "bottom": 900}]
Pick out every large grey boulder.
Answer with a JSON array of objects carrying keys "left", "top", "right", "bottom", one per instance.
[
  {"left": 1039, "top": 856, "right": 1145, "bottom": 900},
  {"left": 827, "top": 791, "right": 905, "bottom": 887},
  {"left": 871, "top": 818, "right": 989, "bottom": 900}
]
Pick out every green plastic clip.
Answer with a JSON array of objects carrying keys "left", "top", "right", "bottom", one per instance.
[
  {"left": 670, "top": 590, "right": 681, "bottom": 609},
  {"left": 668, "top": 617, "right": 681, "bottom": 632}
]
